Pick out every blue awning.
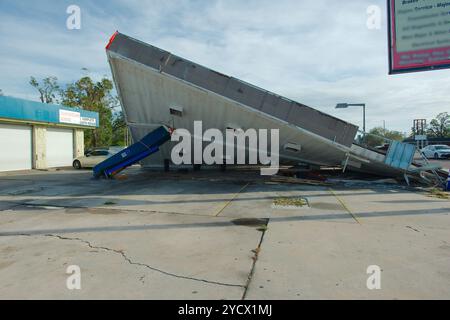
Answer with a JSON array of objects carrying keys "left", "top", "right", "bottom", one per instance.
[{"left": 0, "top": 96, "right": 99, "bottom": 128}]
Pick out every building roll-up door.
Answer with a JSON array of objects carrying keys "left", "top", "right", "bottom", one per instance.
[
  {"left": 0, "top": 124, "right": 32, "bottom": 172},
  {"left": 46, "top": 128, "right": 74, "bottom": 167}
]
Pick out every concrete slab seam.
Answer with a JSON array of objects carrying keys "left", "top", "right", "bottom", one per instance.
[
  {"left": 215, "top": 182, "right": 250, "bottom": 217},
  {"left": 328, "top": 188, "right": 361, "bottom": 225}
]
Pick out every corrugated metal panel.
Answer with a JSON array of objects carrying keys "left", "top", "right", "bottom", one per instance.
[{"left": 385, "top": 141, "right": 416, "bottom": 170}]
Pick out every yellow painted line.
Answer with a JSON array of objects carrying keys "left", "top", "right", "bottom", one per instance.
[
  {"left": 328, "top": 188, "right": 361, "bottom": 225},
  {"left": 215, "top": 182, "right": 250, "bottom": 217}
]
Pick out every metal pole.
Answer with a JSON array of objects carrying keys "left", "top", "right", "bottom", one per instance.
[{"left": 363, "top": 104, "right": 366, "bottom": 133}]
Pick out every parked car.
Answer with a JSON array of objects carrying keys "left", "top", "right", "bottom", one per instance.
[
  {"left": 421, "top": 145, "right": 450, "bottom": 159},
  {"left": 73, "top": 147, "right": 125, "bottom": 169},
  {"left": 84, "top": 146, "right": 125, "bottom": 156}
]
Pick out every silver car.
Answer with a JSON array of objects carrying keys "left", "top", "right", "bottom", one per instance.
[
  {"left": 421, "top": 145, "right": 450, "bottom": 160},
  {"left": 73, "top": 147, "right": 125, "bottom": 169}
]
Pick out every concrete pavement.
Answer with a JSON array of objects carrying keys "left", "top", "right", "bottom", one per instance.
[
  {"left": 0, "top": 168, "right": 449, "bottom": 299},
  {"left": 246, "top": 187, "right": 450, "bottom": 299}
]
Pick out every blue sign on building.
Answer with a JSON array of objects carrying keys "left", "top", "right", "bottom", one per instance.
[{"left": 0, "top": 96, "right": 99, "bottom": 128}]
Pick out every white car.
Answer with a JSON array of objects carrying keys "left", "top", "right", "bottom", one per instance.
[
  {"left": 421, "top": 145, "right": 450, "bottom": 160},
  {"left": 73, "top": 148, "right": 123, "bottom": 169}
]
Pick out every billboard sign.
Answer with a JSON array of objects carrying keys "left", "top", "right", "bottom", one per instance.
[{"left": 388, "top": 0, "right": 450, "bottom": 74}]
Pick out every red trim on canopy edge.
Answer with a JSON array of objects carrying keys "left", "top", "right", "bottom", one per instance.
[{"left": 106, "top": 31, "right": 119, "bottom": 50}]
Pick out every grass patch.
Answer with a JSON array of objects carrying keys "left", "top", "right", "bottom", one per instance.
[
  {"left": 256, "top": 225, "right": 268, "bottom": 232},
  {"left": 427, "top": 188, "right": 449, "bottom": 200},
  {"left": 273, "top": 197, "right": 308, "bottom": 207}
]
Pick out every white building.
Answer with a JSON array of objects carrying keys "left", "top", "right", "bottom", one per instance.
[{"left": 0, "top": 96, "right": 99, "bottom": 172}]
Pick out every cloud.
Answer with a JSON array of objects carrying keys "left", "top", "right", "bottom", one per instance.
[{"left": 0, "top": 0, "right": 448, "bottom": 133}]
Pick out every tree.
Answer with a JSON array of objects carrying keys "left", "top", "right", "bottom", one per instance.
[
  {"left": 29, "top": 75, "right": 123, "bottom": 149},
  {"left": 427, "top": 112, "right": 450, "bottom": 138},
  {"left": 29, "top": 76, "right": 60, "bottom": 104},
  {"left": 111, "top": 111, "right": 129, "bottom": 146},
  {"left": 365, "top": 127, "right": 406, "bottom": 147},
  {"left": 0, "top": 89, "right": 3, "bottom": 96},
  {"left": 60, "top": 77, "right": 117, "bottom": 149}
]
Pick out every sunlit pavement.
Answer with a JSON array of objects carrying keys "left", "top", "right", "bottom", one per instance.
[{"left": 0, "top": 168, "right": 449, "bottom": 299}]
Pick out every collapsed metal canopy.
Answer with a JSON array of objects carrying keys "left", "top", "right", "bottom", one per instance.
[
  {"left": 106, "top": 32, "right": 358, "bottom": 167},
  {"left": 105, "top": 32, "right": 444, "bottom": 184}
]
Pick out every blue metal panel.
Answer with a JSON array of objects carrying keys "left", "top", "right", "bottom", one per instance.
[
  {"left": 104, "top": 146, "right": 159, "bottom": 177},
  {"left": 385, "top": 141, "right": 416, "bottom": 170},
  {"left": 93, "top": 126, "right": 171, "bottom": 178},
  {"left": 0, "top": 96, "right": 99, "bottom": 128}
]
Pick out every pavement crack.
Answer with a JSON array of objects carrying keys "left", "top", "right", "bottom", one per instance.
[
  {"left": 42, "top": 234, "right": 244, "bottom": 288},
  {"left": 241, "top": 219, "right": 269, "bottom": 300},
  {"left": 406, "top": 226, "right": 420, "bottom": 233}
]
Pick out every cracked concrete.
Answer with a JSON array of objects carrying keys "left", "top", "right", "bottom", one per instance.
[
  {"left": 0, "top": 234, "right": 245, "bottom": 300},
  {"left": 43, "top": 234, "right": 244, "bottom": 288},
  {"left": 0, "top": 206, "right": 259, "bottom": 299},
  {"left": 1, "top": 168, "right": 450, "bottom": 299},
  {"left": 241, "top": 221, "right": 268, "bottom": 300}
]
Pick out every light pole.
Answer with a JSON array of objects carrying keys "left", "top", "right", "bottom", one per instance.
[{"left": 336, "top": 103, "right": 366, "bottom": 133}]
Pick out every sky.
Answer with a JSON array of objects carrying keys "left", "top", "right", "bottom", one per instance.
[{"left": 0, "top": 0, "right": 449, "bottom": 134}]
